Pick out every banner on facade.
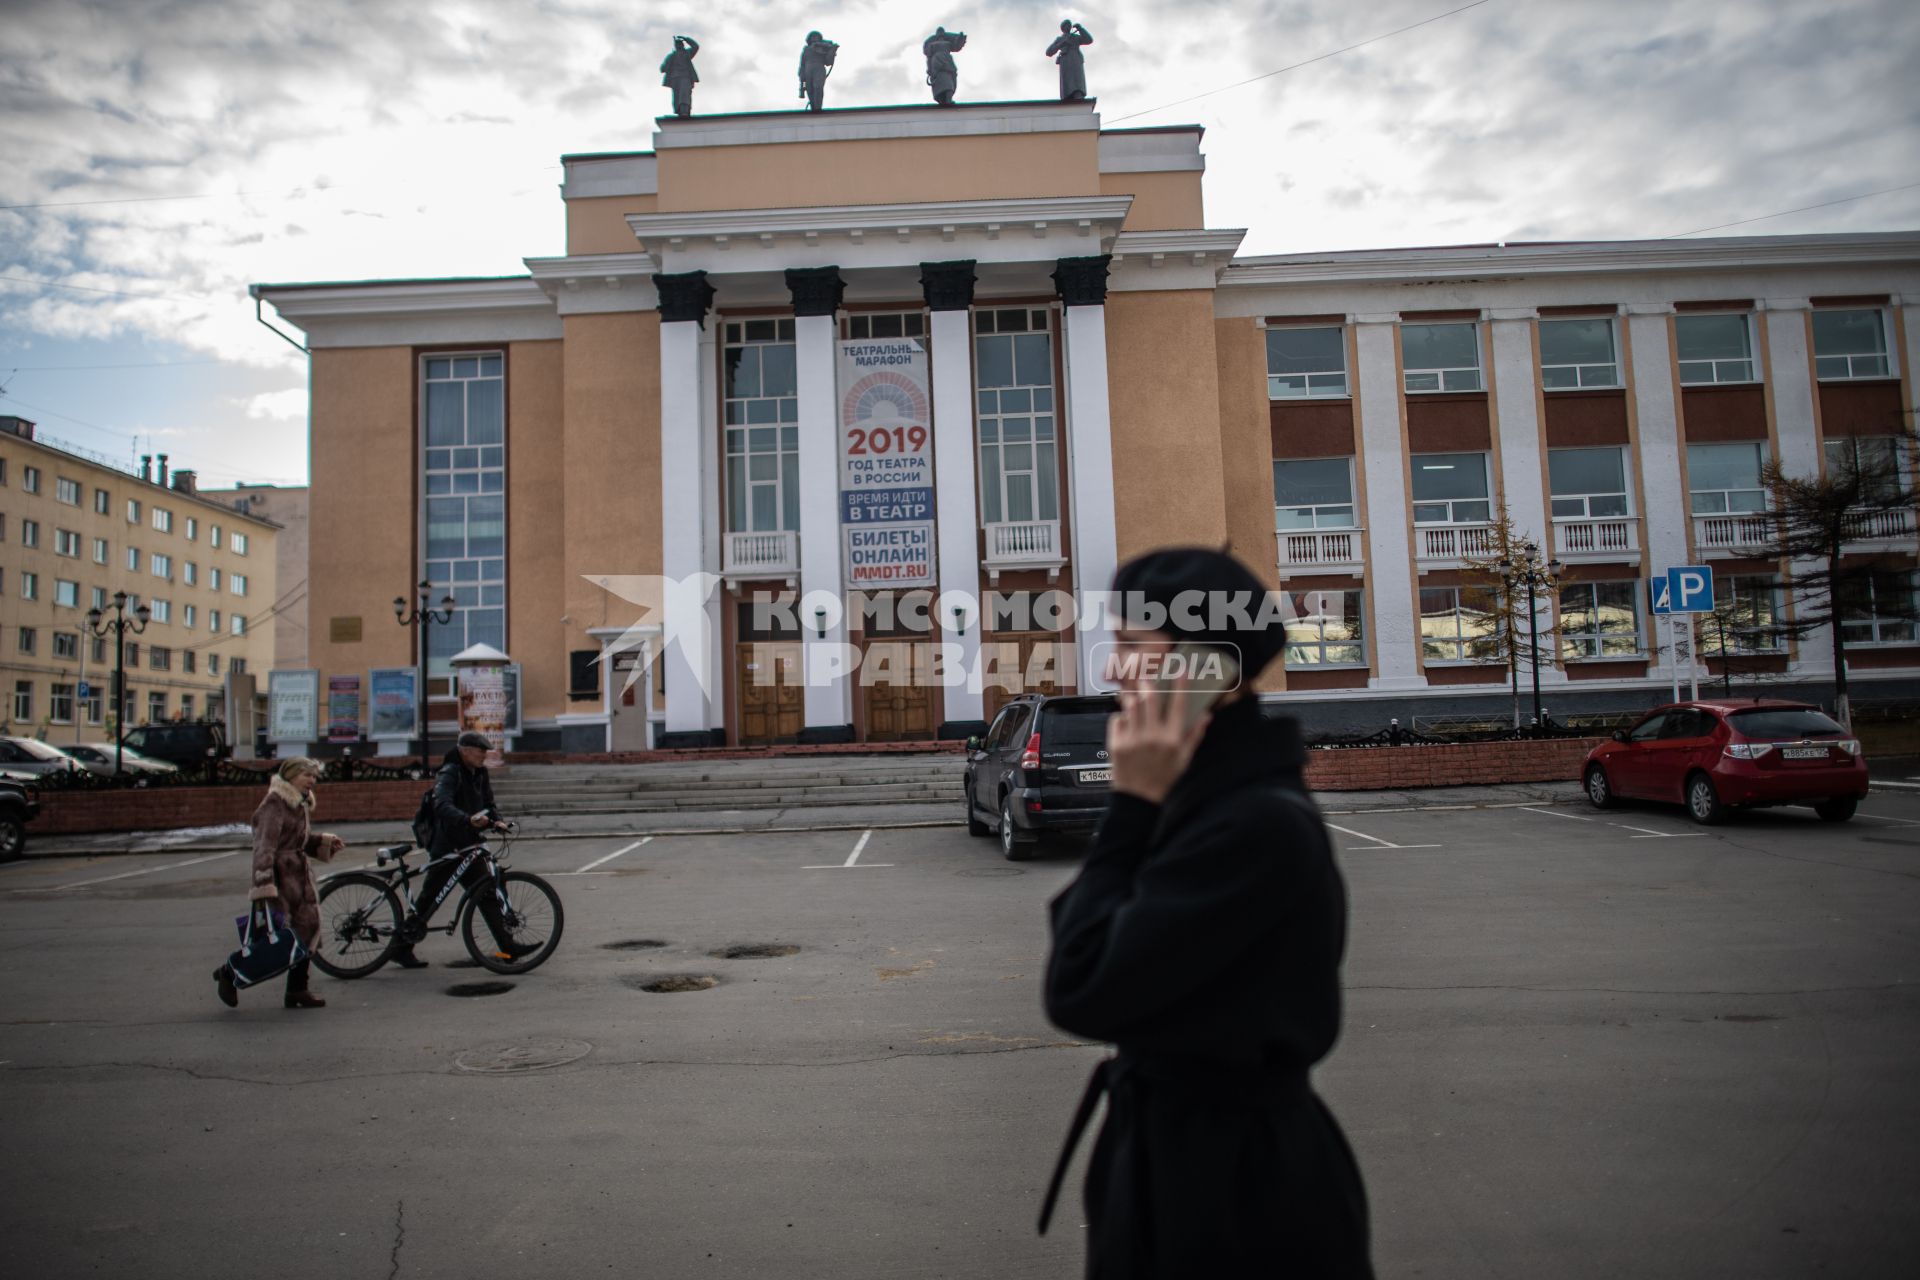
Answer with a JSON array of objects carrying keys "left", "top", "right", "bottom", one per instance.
[
  {"left": 267, "top": 669, "right": 319, "bottom": 744},
  {"left": 838, "top": 338, "right": 936, "bottom": 589},
  {"left": 368, "top": 667, "right": 418, "bottom": 740},
  {"left": 326, "top": 675, "right": 361, "bottom": 743}
]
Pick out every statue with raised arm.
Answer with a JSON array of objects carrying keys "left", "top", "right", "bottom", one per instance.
[
  {"left": 798, "top": 30, "right": 839, "bottom": 112},
  {"left": 923, "top": 26, "right": 967, "bottom": 107},
  {"left": 660, "top": 35, "right": 700, "bottom": 118},
  {"left": 1045, "top": 20, "right": 1093, "bottom": 102}
]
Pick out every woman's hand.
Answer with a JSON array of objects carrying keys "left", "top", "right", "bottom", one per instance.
[
  {"left": 326, "top": 835, "right": 345, "bottom": 856},
  {"left": 1107, "top": 681, "right": 1209, "bottom": 805}
]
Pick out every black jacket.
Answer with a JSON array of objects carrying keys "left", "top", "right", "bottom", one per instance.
[
  {"left": 428, "top": 747, "right": 497, "bottom": 856},
  {"left": 1042, "top": 698, "right": 1372, "bottom": 1278}
]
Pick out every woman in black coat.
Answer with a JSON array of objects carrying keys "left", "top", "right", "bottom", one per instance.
[{"left": 1041, "top": 548, "right": 1373, "bottom": 1278}]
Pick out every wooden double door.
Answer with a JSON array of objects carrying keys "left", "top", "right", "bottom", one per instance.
[
  {"left": 981, "top": 631, "right": 1068, "bottom": 722},
  {"left": 736, "top": 642, "right": 803, "bottom": 744},
  {"left": 862, "top": 640, "right": 937, "bottom": 742}
]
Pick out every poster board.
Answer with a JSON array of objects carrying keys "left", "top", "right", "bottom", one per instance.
[{"left": 837, "top": 338, "right": 936, "bottom": 589}]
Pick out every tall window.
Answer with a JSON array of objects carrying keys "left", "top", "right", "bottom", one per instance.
[
  {"left": 1273, "top": 457, "right": 1357, "bottom": 529},
  {"left": 1266, "top": 326, "right": 1348, "bottom": 399},
  {"left": 723, "top": 320, "right": 799, "bottom": 536},
  {"left": 1420, "top": 586, "right": 1499, "bottom": 662},
  {"left": 147, "top": 692, "right": 166, "bottom": 723},
  {"left": 56, "top": 477, "right": 80, "bottom": 505},
  {"left": 1401, "top": 323, "right": 1482, "bottom": 393},
  {"left": 92, "top": 537, "right": 108, "bottom": 564},
  {"left": 152, "top": 507, "right": 173, "bottom": 533},
  {"left": 231, "top": 573, "right": 247, "bottom": 597},
  {"left": 54, "top": 528, "right": 80, "bottom": 556},
  {"left": 1812, "top": 309, "right": 1891, "bottom": 381},
  {"left": 846, "top": 312, "right": 925, "bottom": 340},
  {"left": 1699, "top": 576, "right": 1784, "bottom": 654},
  {"left": 53, "top": 632, "right": 78, "bottom": 659},
  {"left": 94, "top": 488, "right": 110, "bottom": 514},
  {"left": 232, "top": 532, "right": 249, "bottom": 555},
  {"left": 50, "top": 684, "right": 75, "bottom": 724},
  {"left": 152, "top": 553, "right": 172, "bottom": 580},
  {"left": 1283, "top": 591, "right": 1366, "bottom": 666},
  {"left": 1675, "top": 313, "right": 1755, "bottom": 384},
  {"left": 1824, "top": 436, "right": 1906, "bottom": 501},
  {"left": 151, "top": 599, "right": 171, "bottom": 623},
  {"left": 1538, "top": 318, "right": 1619, "bottom": 389},
  {"left": 1548, "top": 447, "right": 1630, "bottom": 519},
  {"left": 186, "top": 516, "right": 197, "bottom": 540},
  {"left": 423, "top": 352, "right": 507, "bottom": 666},
  {"left": 21, "top": 519, "right": 38, "bottom": 547},
  {"left": 12, "top": 681, "right": 31, "bottom": 721},
  {"left": 23, "top": 465, "right": 40, "bottom": 493},
  {"left": 1559, "top": 582, "right": 1642, "bottom": 659},
  {"left": 1840, "top": 571, "right": 1916, "bottom": 645},
  {"left": 975, "top": 308, "right": 1058, "bottom": 526},
  {"left": 1411, "top": 453, "right": 1492, "bottom": 524},
  {"left": 82, "top": 685, "right": 103, "bottom": 725},
  {"left": 1687, "top": 442, "right": 1767, "bottom": 514}
]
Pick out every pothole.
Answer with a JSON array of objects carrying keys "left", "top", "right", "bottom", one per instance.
[
  {"left": 955, "top": 867, "right": 1026, "bottom": 878},
  {"left": 455, "top": 1037, "right": 593, "bottom": 1074},
  {"left": 603, "top": 939, "right": 670, "bottom": 952},
  {"left": 446, "top": 981, "right": 516, "bottom": 997},
  {"left": 625, "top": 974, "right": 720, "bottom": 993},
  {"left": 709, "top": 943, "right": 799, "bottom": 959}
]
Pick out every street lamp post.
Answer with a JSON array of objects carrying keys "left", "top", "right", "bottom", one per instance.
[
  {"left": 394, "top": 580, "right": 457, "bottom": 780},
  {"left": 1496, "top": 541, "right": 1563, "bottom": 735},
  {"left": 84, "top": 591, "right": 151, "bottom": 777}
]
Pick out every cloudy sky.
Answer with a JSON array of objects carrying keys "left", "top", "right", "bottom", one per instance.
[{"left": 2, "top": 0, "right": 1916, "bottom": 487}]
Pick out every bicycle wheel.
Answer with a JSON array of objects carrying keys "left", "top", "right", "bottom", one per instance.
[
  {"left": 311, "top": 873, "right": 403, "bottom": 979},
  {"left": 459, "top": 871, "right": 565, "bottom": 975}
]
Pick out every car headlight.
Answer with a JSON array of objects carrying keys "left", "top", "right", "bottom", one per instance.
[{"left": 1724, "top": 743, "right": 1775, "bottom": 760}]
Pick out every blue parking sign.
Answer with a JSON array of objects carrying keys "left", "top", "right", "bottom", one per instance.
[
  {"left": 1665, "top": 565, "right": 1714, "bottom": 614},
  {"left": 76, "top": 680, "right": 92, "bottom": 699}
]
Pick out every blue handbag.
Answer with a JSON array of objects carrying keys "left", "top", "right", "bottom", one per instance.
[{"left": 227, "top": 904, "right": 309, "bottom": 988}]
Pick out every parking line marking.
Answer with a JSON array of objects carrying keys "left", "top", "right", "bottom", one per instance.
[
  {"left": 52, "top": 849, "right": 243, "bottom": 891},
  {"left": 1522, "top": 807, "right": 1594, "bottom": 822},
  {"left": 1855, "top": 812, "right": 1920, "bottom": 827},
  {"left": 1325, "top": 823, "right": 1441, "bottom": 851},
  {"left": 804, "top": 828, "right": 895, "bottom": 869},
  {"left": 570, "top": 838, "right": 650, "bottom": 874},
  {"left": 1607, "top": 823, "right": 1704, "bottom": 839},
  {"left": 1872, "top": 780, "right": 1920, "bottom": 790}
]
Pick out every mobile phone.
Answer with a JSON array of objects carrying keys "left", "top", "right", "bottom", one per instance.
[{"left": 1165, "top": 642, "right": 1241, "bottom": 734}]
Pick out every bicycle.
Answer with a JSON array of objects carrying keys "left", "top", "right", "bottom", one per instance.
[{"left": 311, "top": 825, "right": 564, "bottom": 978}]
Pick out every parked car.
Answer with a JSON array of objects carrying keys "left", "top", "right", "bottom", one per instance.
[
  {"left": 118, "top": 721, "right": 230, "bottom": 770},
  {"left": 58, "top": 743, "right": 180, "bottom": 777},
  {"left": 0, "top": 776, "right": 37, "bottom": 861},
  {"left": 0, "top": 736, "right": 85, "bottom": 778},
  {"left": 964, "top": 693, "right": 1119, "bottom": 860},
  {"left": 1583, "top": 700, "right": 1868, "bottom": 824}
]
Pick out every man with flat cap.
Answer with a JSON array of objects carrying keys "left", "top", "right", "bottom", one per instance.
[{"left": 1039, "top": 547, "right": 1374, "bottom": 1278}]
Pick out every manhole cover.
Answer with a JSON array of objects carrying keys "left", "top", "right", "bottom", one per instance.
[
  {"left": 454, "top": 1037, "right": 594, "bottom": 1074},
  {"left": 955, "top": 867, "right": 1026, "bottom": 878},
  {"left": 446, "top": 981, "right": 516, "bottom": 998},
  {"left": 710, "top": 944, "right": 799, "bottom": 959},
  {"left": 603, "top": 939, "right": 670, "bottom": 951},
  {"left": 625, "top": 974, "right": 720, "bottom": 993}
]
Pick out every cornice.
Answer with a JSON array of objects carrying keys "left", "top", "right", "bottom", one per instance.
[
  {"left": 625, "top": 194, "right": 1135, "bottom": 260},
  {"left": 250, "top": 277, "right": 552, "bottom": 320}
]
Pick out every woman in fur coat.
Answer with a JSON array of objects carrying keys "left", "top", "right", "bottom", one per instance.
[{"left": 215, "top": 757, "right": 345, "bottom": 1009}]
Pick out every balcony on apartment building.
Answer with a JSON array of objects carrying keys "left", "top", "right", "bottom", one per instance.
[
  {"left": 983, "top": 518, "right": 1065, "bottom": 582},
  {"left": 1276, "top": 526, "right": 1366, "bottom": 574},
  {"left": 1415, "top": 522, "right": 1498, "bottom": 569},
  {"left": 1552, "top": 516, "right": 1642, "bottom": 562},
  {"left": 723, "top": 530, "right": 801, "bottom": 583}
]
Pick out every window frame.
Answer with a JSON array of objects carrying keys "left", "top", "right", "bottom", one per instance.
[
  {"left": 1675, "top": 312, "right": 1757, "bottom": 385},
  {"left": 1537, "top": 316, "right": 1621, "bottom": 390},
  {"left": 1420, "top": 585, "right": 1502, "bottom": 664},
  {"left": 1812, "top": 308, "right": 1893, "bottom": 382},
  {"left": 1687, "top": 441, "right": 1770, "bottom": 515},
  {"left": 1273, "top": 456, "right": 1359, "bottom": 531},
  {"left": 1410, "top": 452, "right": 1494, "bottom": 526},
  {"left": 1548, "top": 446, "right": 1633, "bottom": 520},
  {"left": 1265, "top": 324, "right": 1350, "bottom": 400},
  {"left": 421, "top": 350, "right": 509, "bottom": 673},
  {"left": 55, "top": 476, "right": 81, "bottom": 505},
  {"left": 1839, "top": 571, "right": 1917, "bottom": 647},
  {"left": 1557, "top": 580, "right": 1645, "bottom": 661},
  {"left": 1400, "top": 322, "right": 1484, "bottom": 394},
  {"left": 1699, "top": 575, "right": 1786, "bottom": 656},
  {"left": 975, "top": 307, "right": 1061, "bottom": 528},
  {"left": 1281, "top": 589, "right": 1368, "bottom": 668}
]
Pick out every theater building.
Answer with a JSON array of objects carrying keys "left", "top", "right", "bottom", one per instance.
[{"left": 253, "top": 100, "right": 1920, "bottom": 751}]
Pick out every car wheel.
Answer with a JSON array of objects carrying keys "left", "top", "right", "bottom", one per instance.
[
  {"left": 1000, "top": 794, "right": 1035, "bottom": 862},
  {"left": 965, "top": 775, "right": 992, "bottom": 837},
  {"left": 1814, "top": 797, "right": 1858, "bottom": 823},
  {"left": 1584, "top": 765, "right": 1615, "bottom": 809},
  {"left": 1686, "top": 773, "right": 1726, "bottom": 826},
  {"left": 0, "top": 814, "right": 24, "bottom": 863}
]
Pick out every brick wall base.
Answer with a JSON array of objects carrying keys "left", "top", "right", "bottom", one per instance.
[
  {"left": 34, "top": 781, "right": 423, "bottom": 837},
  {"left": 1304, "top": 738, "right": 1600, "bottom": 792}
]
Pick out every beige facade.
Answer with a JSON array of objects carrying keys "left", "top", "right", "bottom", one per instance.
[
  {"left": 0, "top": 419, "right": 278, "bottom": 743},
  {"left": 199, "top": 483, "right": 309, "bottom": 670}
]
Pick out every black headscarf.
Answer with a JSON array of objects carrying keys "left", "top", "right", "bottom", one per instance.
[{"left": 1109, "top": 547, "right": 1288, "bottom": 678}]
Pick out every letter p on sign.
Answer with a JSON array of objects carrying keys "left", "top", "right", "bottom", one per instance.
[{"left": 1666, "top": 565, "right": 1714, "bottom": 614}]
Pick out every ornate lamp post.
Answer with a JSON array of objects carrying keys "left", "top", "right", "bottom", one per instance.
[
  {"left": 83, "top": 590, "right": 151, "bottom": 777},
  {"left": 393, "top": 581, "right": 456, "bottom": 779},
  {"left": 1496, "top": 541, "right": 1563, "bottom": 734}
]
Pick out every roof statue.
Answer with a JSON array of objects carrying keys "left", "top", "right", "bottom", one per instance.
[
  {"left": 660, "top": 35, "right": 700, "bottom": 118},
  {"left": 1045, "top": 20, "right": 1093, "bottom": 102},
  {"left": 798, "top": 31, "right": 839, "bottom": 112},
  {"left": 923, "top": 27, "right": 967, "bottom": 107}
]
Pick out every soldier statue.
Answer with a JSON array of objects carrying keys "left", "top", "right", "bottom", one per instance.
[
  {"left": 798, "top": 30, "right": 839, "bottom": 112},
  {"left": 923, "top": 26, "right": 967, "bottom": 107},
  {"left": 1045, "top": 20, "right": 1093, "bottom": 102},
  {"left": 660, "top": 35, "right": 700, "bottom": 118}
]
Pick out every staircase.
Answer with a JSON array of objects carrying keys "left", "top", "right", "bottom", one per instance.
[{"left": 489, "top": 753, "right": 970, "bottom": 816}]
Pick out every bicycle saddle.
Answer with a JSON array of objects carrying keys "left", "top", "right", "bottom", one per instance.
[{"left": 376, "top": 843, "right": 414, "bottom": 863}]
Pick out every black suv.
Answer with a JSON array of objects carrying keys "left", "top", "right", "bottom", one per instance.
[
  {"left": 0, "top": 777, "right": 39, "bottom": 862},
  {"left": 119, "top": 722, "right": 231, "bottom": 770},
  {"left": 964, "top": 693, "right": 1118, "bottom": 860}
]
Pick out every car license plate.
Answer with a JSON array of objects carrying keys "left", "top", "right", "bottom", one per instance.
[
  {"left": 1077, "top": 768, "right": 1111, "bottom": 784},
  {"left": 1781, "top": 747, "right": 1827, "bottom": 760}
]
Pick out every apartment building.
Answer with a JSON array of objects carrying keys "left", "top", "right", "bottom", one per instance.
[{"left": 200, "top": 483, "right": 310, "bottom": 670}]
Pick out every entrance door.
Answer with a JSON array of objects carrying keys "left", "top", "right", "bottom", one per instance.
[
  {"left": 608, "top": 650, "right": 652, "bottom": 752},
  {"left": 862, "top": 641, "right": 935, "bottom": 742},
  {"left": 737, "top": 642, "right": 803, "bottom": 744},
  {"left": 981, "top": 632, "right": 1068, "bottom": 723}
]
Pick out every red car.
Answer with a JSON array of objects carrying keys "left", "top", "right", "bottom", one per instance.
[{"left": 1582, "top": 699, "right": 1868, "bottom": 824}]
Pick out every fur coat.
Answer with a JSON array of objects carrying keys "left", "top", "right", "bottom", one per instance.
[{"left": 248, "top": 775, "right": 339, "bottom": 949}]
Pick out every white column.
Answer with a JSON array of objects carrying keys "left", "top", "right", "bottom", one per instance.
[
  {"left": 1626, "top": 305, "right": 1689, "bottom": 682},
  {"left": 1062, "top": 302, "right": 1119, "bottom": 693},
  {"left": 930, "top": 305, "right": 984, "bottom": 725},
  {"left": 660, "top": 317, "right": 715, "bottom": 736},
  {"left": 1489, "top": 308, "right": 1564, "bottom": 689},
  {"left": 1764, "top": 299, "right": 1834, "bottom": 679},
  {"left": 1353, "top": 316, "right": 1423, "bottom": 690},
  {"left": 698, "top": 321, "right": 725, "bottom": 734},
  {"left": 795, "top": 311, "right": 852, "bottom": 732}
]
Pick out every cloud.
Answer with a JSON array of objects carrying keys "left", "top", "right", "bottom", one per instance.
[{"left": 244, "top": 388, "right": 307, "bottom": 422}]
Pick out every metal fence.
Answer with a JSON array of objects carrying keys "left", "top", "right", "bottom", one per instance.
[{"left": 29, "top": 753, "right": 430, "bottom": 793}]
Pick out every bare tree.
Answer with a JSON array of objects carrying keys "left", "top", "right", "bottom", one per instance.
[
  {"left": 1463, "top": 495, "right": 1564, "bottom": 728},
  {"left": 1758, "top": 428, "right": 1920, "bottom": 729}
]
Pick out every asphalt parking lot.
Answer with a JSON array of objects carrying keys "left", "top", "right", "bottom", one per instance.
[{"left": 3, "top": 791, "right": 1917, "bottom": 1279}]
